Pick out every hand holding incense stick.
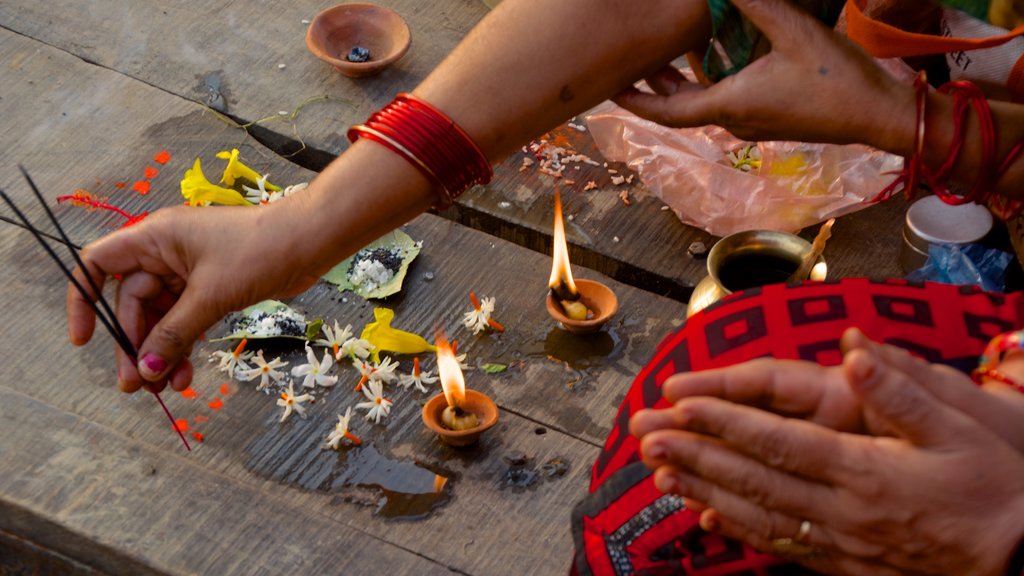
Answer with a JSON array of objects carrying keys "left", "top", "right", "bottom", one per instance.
[{"left": 1, "top": 167, "right": 190, "bottom": 451}]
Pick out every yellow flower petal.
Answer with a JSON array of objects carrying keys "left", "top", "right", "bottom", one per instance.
[
  {"left": 180, "top": 158, "right": 253, "bottom": 206},
  {"left": 360, "top": 308, "right": 436, "bottom": 363},
  {"left": 216, "top": 149, "right": 281, "bottom": 191}
]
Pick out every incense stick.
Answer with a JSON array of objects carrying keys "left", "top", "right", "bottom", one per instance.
[{"left": 1, "top": 168, "right": 190, "bottom": 451}]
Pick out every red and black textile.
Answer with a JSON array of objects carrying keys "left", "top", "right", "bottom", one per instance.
[{"left": 572, "top": 278, "right": 1024, "bottom": 576}]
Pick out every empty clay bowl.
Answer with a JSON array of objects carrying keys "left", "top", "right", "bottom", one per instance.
[
  {"left": 305, "top": 3, "right": 411, "bottom": 78},
  {"left": 546, "top": 278, "right": 619, "bottom": 335},
  {"left": 422, "top": 390, "right": 499, "bottom": 447}
]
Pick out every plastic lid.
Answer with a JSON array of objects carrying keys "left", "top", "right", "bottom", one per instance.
[{"left": 905, "top": 195, "right": 992, "bottom": 245}]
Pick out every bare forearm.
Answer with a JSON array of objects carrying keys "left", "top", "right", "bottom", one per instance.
[
  {"left": 296, "top": 0, "right": 713, "bottom": 266},
  {"left": 416, "top": 0, "right": 711, "bottom": 160}
]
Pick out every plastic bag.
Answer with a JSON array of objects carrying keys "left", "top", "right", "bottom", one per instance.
[
  {"left": 585, "top": 103, "right": 903, "bottom": 237},
  {"left": 906, "top": 243, "right": 1012, "bottom": 292}
]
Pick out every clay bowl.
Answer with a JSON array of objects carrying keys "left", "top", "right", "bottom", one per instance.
[
  {"left": 545, "top": 278, "right": 619, "bottom": 335},
  {"left": 305, "top": 3, "right": 411, "bottom": 78},
  {"left": 421, "top": 390, "right": 499, "bottom": 447}
]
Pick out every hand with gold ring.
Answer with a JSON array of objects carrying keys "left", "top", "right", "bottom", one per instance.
[{"left": 631, "top": 329, "right": 1024, "bottom": 575}]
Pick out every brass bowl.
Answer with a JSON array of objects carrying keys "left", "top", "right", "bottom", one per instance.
[{"left": 305, "top": 3, "right": 411, "bottom": 78}]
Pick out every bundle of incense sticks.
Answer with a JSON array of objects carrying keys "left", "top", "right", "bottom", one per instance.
[{"left": 0, "top": 166, "right": 190, "bottom": 451}]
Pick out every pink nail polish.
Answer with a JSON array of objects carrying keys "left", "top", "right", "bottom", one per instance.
[{"left": 140, "top": 353, "right": 167, "bottom": 376}]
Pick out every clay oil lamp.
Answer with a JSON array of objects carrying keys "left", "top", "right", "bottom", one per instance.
[
  {"left": 545, "top": 189, "right": 618, "bottom": 334},
  {"left": 421, "top": 329, "right": 498, "bottom": 447},
  {"left": 305, "top": 3, "right": 412, "bottom": 78}
]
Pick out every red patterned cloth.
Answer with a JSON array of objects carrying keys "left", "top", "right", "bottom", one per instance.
[{"left": 572, "top": 279, "right": 1024, "bottom": 575}]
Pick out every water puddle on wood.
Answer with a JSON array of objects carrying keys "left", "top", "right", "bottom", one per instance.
[{"left": 244, "top": 430, "right": 453, "bottom": 520}]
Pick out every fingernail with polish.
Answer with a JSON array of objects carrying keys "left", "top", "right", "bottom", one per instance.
[{"left": 139, "top": 353, "right": 167, "bottom": 379}]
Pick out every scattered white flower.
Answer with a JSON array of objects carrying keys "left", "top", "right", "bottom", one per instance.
[
  {"left": 399, "top": 357, "right": 438, "bottom": 393},
  {"left": 341, "top": 336, "right": 374, "bottom": 360},
  {"left": 463, "top": 292, "right": 503, "bottom": 334},
  {"left": 315, "top": 320, "right": 353, "bottom": 360},
  {"left": 353, "top": 356, "right": 399, "bottom": 391},
  {"left": 210, "top": 338, "right": 254, "bottom": 379},
  {"left": 236, "top": 351, "right": 289, "bottom": 391},
  {"left": 356, "top": 380, "right": 392, "bottom": 424},
  {"left": 324, "top": 407, "right": 361, "bottom": 449},
  {"left": 292, "top": 345, "right": 339, "bottom": 389},
  {"left": 243, "top": 174, "right": 273, "bottom": 203},
  {"left": 277, "top": 381, "right": 314, "bottom": 422}
]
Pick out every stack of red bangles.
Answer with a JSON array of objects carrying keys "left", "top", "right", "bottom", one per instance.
[
  {"left": 348, "top": 93, "right": 493, "bottom": 208},
  {"left": 874, "top": 72, "right": 1024, "bottom": 219}
]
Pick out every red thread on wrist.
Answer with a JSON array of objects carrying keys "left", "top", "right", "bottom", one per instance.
[
  {"left": 872, "top": 71, "right": 929, "bottom": 202},
  {"left": 972, "top": 329, "right": 1024, "bottom": 394},
  {"left": 347, "top": 94, "right": 493, "bottom": 208}
]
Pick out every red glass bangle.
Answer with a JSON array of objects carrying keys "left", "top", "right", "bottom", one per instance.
[{"left": 348, "top": 93, "right": 493, "bottom": 208}]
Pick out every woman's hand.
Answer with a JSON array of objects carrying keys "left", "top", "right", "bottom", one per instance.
[
  {"left": 613, "top": 0, "right": 914, "bottom": 151},
  {"left": 631, "top": 330, "right": 1024, "bottom": 575},
  {"left": 68, "top": 201, "right": 322, "bottom": 394}
]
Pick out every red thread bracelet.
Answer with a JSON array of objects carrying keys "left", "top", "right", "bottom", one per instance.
[
  {"left": 348, "top": 93, "right": 493, "bottom": 208},
  {"left": 972, "top": 329, "right": 1024, "bottom": 394},
  {"left": 873, "top": 71, "right": 929, "bottom": 202}
]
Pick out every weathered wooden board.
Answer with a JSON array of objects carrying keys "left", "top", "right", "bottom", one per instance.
[
  {"left": 0, "top": 31, "right": 690, "bottom": 572},
  {"left": 0, "top": 0, "right": 911, "bottom": 301}
]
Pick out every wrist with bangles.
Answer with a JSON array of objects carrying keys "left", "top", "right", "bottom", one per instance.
[
  {"left": 972, "top": 329, "right": 1024, "bottom": 394},
  {"left": 872, "top": 71, "right": 1024, "bottom": 219},
  {"left": 347, "top": 93, "right": 492, "bottom": 209}
]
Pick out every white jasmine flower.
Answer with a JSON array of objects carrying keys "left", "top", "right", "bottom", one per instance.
[
  {"left": 324, "top": 407, "right": 361, "bottom": 449},
  {"left": 315, "top": 320, "right": 353, "bottom": 361},
  {"left": 209, "top": 338, "right": 254, "bottom": 378},
  {"left": 352, "top": 356, "right": 399, "bottom": 391},
  {"left": 277, "top": 381, "right": 314, "bottom": 422},
  {"left": 291, "top": 345, "right": 339, "bottom": 389},
  {"left": 399, "top": 357, "right": 438, "bottom": 393},
  {"left": 236, "top": 351, "right": 289, "bottom": 391},
  {"left": 243, "top": 174, "right": 274, "bottom": 203},
  {"left": 355, "top": 380, "right": 392, "bottom": 424},
  {"left": 340, "top": 336, "right": 374, "bottom": 360},
  {"left": 463, "top": 292, "right": 504, "bottom": 334}
]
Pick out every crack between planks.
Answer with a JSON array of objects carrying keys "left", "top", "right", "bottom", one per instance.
[{"left": 498, "top": 405, "right": 602, "bottom": 449}]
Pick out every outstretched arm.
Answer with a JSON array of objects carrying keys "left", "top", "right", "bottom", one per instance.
[{"left": 68, "top": 0, "right": 715, "bottom": 391}]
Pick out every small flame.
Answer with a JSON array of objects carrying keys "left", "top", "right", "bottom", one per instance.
[
  {"left": 435, "top": 328, "right": 466, "bottom": 409},
  {"left": 548, "top": 188, "right": 578, "bottom": 295},
  {"left": 433, "top": 475, "right": 448, "bottom": 493}
]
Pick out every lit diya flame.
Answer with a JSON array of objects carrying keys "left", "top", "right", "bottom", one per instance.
[
  {"left": 548, "top": 189, "right": 589, "bottom": 320},
  {"left": 435, "top": 328, "right": 479, "bottom": 431}
]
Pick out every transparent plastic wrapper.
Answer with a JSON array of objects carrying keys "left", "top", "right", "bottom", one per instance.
[
  {"left": 585, "top": 104, "right": 904, "bottom": 237},
  {"left": 907, "top": 243, "right": 1012, "bottom": 293}
]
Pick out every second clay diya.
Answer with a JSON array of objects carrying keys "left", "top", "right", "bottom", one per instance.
[
  {"left": 421, "top": 329, "right": 498, "bottom": 446},
  {"left": 545, "top": 188, "right": 618, "bottom": 334}
]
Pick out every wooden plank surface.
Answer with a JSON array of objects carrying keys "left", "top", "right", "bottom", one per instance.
[
  {"left": 0, "top": 0, "right": 910, "bottom": 300},
  {"left": 0, "top": 29, "right": 690, "bottom": 574}
]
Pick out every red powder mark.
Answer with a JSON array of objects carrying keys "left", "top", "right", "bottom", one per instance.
[
  {"left": 174, "top": 418, "right": 189, "bottom": 432},
  {"left": 208, "top": 397, "right": 224, "bottom": 410},
  {"left": 219, "top": 383, "right": 232, "bottom": 396},
  {"left": 194, "top": 415, "right": 209, "bottom": 424},
  {"left": 180, "top": 387, "right": 197, "bottom": 399},
  {"left": 154, "top": 150, "right": 172, "bottom": 164},
  {"left": 132, "top": 180, "right": 151, "bottom": 195},
  {"left": 114, "top": 182, "right": 127, "bottom": 188},
  {"left": 143, "top": 166, "right": 159, "bottom": 179},
  {"left": 191, "top": 431, "right": 205, "bottom": 442},
  {"left": 119, "top": 212, "right": 148, "bottom": 230}
]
